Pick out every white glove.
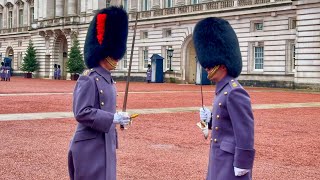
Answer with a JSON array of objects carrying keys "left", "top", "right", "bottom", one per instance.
[
  {"left": 113, "top": 112, "right": 130, "bottom": 126},
  {"left": 199, "top": 107, "right": 211, "bottom": 123},
  {"left": 196, "top": 121, "right": 209, "bottom": 139},
  {"left": 234, "top": 167, "right": 250, "bottom": 176}
]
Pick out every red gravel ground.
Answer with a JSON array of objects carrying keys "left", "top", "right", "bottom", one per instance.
[
  {"left": 0, "top": 108, "right": 320, "bottom": 179},
  {"left": 1, "top": 77, "right": 320, "bottom": 180},
  {"left": 2, "top": 91, "right": 320, "bottom": 114},
  {"left": 1, "top": 77, "right": 320, "bottom": 114}
]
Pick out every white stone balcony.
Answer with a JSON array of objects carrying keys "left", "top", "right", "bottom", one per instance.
[
  {"left": 129, "top": 0, "right": 292, "bottom": 20},
  {"left": 0, "top": 26, "right": 30, "bottom": 34},
  {"left": 37, "top": 16, "right": 80, "bottom": 29}
]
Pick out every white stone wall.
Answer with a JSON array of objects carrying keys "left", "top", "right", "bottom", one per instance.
[{"left": 294, "top": 0, "right": 320, "bottom": 85}]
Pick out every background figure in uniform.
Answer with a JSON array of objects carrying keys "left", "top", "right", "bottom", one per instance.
[
  {"left": 68, "top": 6, "right": 130, "bottom": 180},
  {"left": 4, "top": 63, "right": 10, "bottom": 81},
  {"left": 146, "top": 64, "right": 152, "bottom": 83},
  {"left": 53, "top": 64, "right": 57, "bottom": 80},
  {"left": 0, "top": 62, "right": 4, "bottom": 81},
  {"left": 194, "top": 17, "right": 255, "bottom": 180},
  {"left": 57, "top": 65, "right": 61, "bottom": 80}
]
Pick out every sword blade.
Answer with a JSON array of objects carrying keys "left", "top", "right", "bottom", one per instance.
[{"left": 121, "top": 12, "right": 139, "bottom": 129}]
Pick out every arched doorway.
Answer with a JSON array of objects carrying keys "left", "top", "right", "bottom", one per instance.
[
  {"left": 5, "top": 47, "right": 14, "bottom": 68},
  {"left": 54, "top": 34, "right": 68, "bottom": 79},
  {"left": 182, "top": 36, "right": 197, "bottom": 84}
]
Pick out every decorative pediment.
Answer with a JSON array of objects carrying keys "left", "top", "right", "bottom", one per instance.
[
  {"left": 15, "top": 0, "right": 24, "bottom": 8},
  {"left": 26, "top": 0, "right": 34, "bottom": 7},
  {"left": 5, "top": 2, "right": 14, "bottom": 10}
]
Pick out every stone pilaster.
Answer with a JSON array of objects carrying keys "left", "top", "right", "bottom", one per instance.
[
  {"left": 152, "top": 0, "right": 161, "bottom": 9},
  {"left": 68, "top": 0, "right": 77, "bottom": 15}
]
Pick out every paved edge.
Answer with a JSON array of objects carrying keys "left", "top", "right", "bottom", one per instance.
[{"left": 0, "top": 102, "right": 319, "bottom": 121}]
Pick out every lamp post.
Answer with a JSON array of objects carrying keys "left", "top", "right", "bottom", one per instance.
[{"left": 167, "top": 47, "right": 174, "bottom": 71}]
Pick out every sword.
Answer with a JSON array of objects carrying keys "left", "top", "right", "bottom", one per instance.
[
  {"left": 121, "top": 12, "right": 139, "bottom": 130},
  {"left": 197, "top": 61, "right": 208, "bottom": 139}
]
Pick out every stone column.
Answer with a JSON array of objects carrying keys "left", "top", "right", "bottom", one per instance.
[
  {"left": 55, "top": 0, "right": 64, "bottom": 17},
  {"left": 68, "top": 0, "right": 77, "bottom": 15},
  {"left": 176, "top": 0, "right": 186, "bottom": 6},
  {"left": 80, "top": 0, "right": 86, "bottom": 13},
  {"left": 46, "top": 0, "right": 54, "bottom": 18},
  {"left": 152, "top": 0, "right": 160, "bottom": 9},
  {"left": 130, "top": 0, "right": 138, "bottom": 12}
]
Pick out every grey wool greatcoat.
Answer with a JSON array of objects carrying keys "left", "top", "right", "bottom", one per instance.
[
  {"left": 68, "top": 66, "right": 118, "bottom": 180},
  {"left": 207, "top": 75, "right": 255, "bottom": 180}
]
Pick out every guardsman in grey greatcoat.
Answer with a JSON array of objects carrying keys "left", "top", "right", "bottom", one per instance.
[
  {"left": 0, "top": 62, "right": 4, "bottom": 81},
  {"left": 194, "top": 17, "right": 255, "bottom": 180},
  {"left": 68, "top": 6, "right": 130, "bottom": 180}
]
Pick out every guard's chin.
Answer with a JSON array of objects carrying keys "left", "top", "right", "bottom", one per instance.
[{"left": 207, "top": 65, "right": 220, "bottom": 80}]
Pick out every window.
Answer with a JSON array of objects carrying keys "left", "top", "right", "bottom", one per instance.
[
  {"left": 0, "top": 42, "right": 2, "bottom": 48},
  {"left": 0, "top": 13, "right": 2, "bottom": 29},
  {"left": 287, "top": 43, "right": 296, "bottom": 73},
  {"left": 190, "top": 0, "right": 199, "bottom": 4},
  {"left": 8, "top": 11, "right": 12, "bottom": 28},
  {"left": 18, "top": 41, "right": 22, "bottom": 47},
  {"left": 162, "top": 45, "right": 172, "bottom": 70},
  {"left": 141, "top": 31, "right": 148, "bottom": 39},
  {"left": 289, "top": 18, "right": 296, "bottom": 29},
  {"left": 19, "top": 9, "right": 23, "bottom": 27},
  {"left": 143, "top": 48, "right": 149, "bottom": 69},
  {"left": 141, "top": 0, "right": 150, "bottom": 11},
  {"left": 291, "top": 44, "right": 296, "bottom": 70},
  {"left": 255, "top": 23, "right": 263, "bottom": 31},
  {"left": 164, "top": 0, "right": 173, "bottom": 8},
  {"left": 254, "top": 46, "right": 264, "bottom": 70},
  {"left": 123, "top": 51, "right": 128, "bottom": 69},
  {"left": 18, "top": 52, "right": 23, "bottom": 70},
  {"left": 163, "top": 29, "right": 172, "bottom": 37},
  {"left": 30, "top": 7, "right": 35, "bottom": 24}
]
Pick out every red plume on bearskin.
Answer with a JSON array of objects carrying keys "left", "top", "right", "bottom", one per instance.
[
  {"left": 84, "top": 7, "right": 128, "bottom": 68},
  {"left": 96, "top": 14, "right": 107, "bottom": 45}
]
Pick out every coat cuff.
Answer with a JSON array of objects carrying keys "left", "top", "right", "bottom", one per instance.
[
  {"left": 233, "top": 147, "right": 255, "bottom": 169},
  {"left": 91, "top": 110, "right": 114, "bottom": 133}
]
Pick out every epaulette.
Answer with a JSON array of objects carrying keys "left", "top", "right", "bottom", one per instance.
[
  {"left": 229, "top": 79, "right": 239, "bottom": 88},
  {"left": 82, "top": 68, "right": 96, "bottom": 76}
]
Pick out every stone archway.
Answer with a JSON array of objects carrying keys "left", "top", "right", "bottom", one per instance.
[
  {"left": 5, "top": 47, "right": 14, "bottom": 68},
  {"left": 181, "top": 35, "right": 197, "bottom": 84},
  {"left": 53, "top": 34, "right": 68, "bottom": 79}
]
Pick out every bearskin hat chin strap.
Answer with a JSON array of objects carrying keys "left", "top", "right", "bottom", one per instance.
[{"left": 207, "top": 65, "right": 220, "bottom": 80}]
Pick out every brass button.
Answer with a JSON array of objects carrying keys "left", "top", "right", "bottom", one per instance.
[
  {"left": 214, "top": 139, "right": 218, "bottom": 143},
  {"left": 224, "top": 92, "right": 228, "bottom": 95},
  {"left": 210, "top": 138, "right": 213, "bottom": 142},
  {"left": 101, "top": 102, "right": 104, "bottom": 106},
  {"left": 95, "top": 77, "right": 99, "bottom": 81},
  {"left": 100, "top": 90, "right": 103, "bottom": 94},
  {"left": 231, "top": 79, "right": 234, "bottom": 82},
  {"left": 90, "top": 68, "right": 94, "bottom": 71},
  {"left": 218, "top": 103, "right": 222, "bottom": 106},
  {"left": 216, "top": 115, "right": 220, "bottom": 119},
  {"left": 215, "top": 127, "right": 219, "bottom": 131}
]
